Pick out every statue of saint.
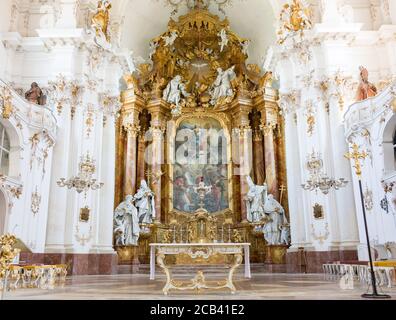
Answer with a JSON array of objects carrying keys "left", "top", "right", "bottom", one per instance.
[
  {"left": 218, "top": 28, "right": 229, "bottom": 52},
  {"left": 356, "top": 66, "right": 377, "bottom": 101},
  {"left": 246, "top": 176, "right": 267, "bottom": 223},
  {"left": 113, "top": 195, "right": 140, "bottom": 246},
  {"left": 25, "top": 82, "right": 44, "bottom": 105},
  {"left": 209, "top": 66, "right": 236, "bottom": 106},
  {"left": 133, "top": 180, "right": 156, "bottom": 224},
  {"left": 263, "top": 195, "right": 288, "bottom": 245},
  {"left": 91, "top": 0, "right": 112, "bottom": 42},
  {"left": 163, "top": 75, "right": 190, "bottom": 115}
]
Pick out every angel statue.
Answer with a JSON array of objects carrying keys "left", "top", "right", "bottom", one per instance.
[
  {"left": 210, "top": 66, "right": 236, "bottom": 106},
  {"left": 133, "top": 180, "right": 156, "bottom": 224},
  {"left": 246, "top": 176, "right": 267, "bottom": 223},
  {"left": 162, "top": 30, "right": 178, "bottom": 47},
  {"left": 163, "top": 75, "right": 190, "bottom": 116},
  {"left": 218, "top": 28, "right": 229, "bottom": 52},
  {"left": 113, "top": 195, "right": 140, "bottom": 246},
  {"left": 149, "top": 41, "right": 159, "bottom": 60},
  {"left": 241, "top": 40, "right": 250, "bottom": 56},
  {"left": 91, "top": 0, "right": 112, "bottom": 42}
]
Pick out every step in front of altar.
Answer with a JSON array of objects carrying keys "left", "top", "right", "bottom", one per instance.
[{"left": 117, "top": 263, "right": 277, "bottom": 275}]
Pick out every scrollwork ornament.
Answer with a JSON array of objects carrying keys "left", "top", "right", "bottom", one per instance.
[
  {"left": 311, "top": 223, "right": 329, "bottom": 245},
  {"left": 31, "top": 187, "right": 41, "bottom": 215},
  {"left": 278, "top": 0, "right": 313, "bottom": 45}
]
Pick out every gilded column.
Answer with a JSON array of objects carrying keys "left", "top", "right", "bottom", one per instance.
[{"left": 232, "top": 103, "right": 253, "bottom": 223}]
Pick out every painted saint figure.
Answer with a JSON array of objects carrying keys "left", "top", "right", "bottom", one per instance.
[
  {"left": 113, "top": 195, "right": 140, "bottom": 246},
  {"left": 133, "top": 180, "right": 156, "bottom": 224}
]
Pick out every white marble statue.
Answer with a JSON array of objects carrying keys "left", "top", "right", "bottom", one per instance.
[
  {"left": 246, "top": 176, "right": 268, "bottom": 223},
  {"left": 163, "top": 75, "right": 190, "bottom": 115},
  {"left": 133, "top": 180, "right": 156, "bottom": 224},
  {"left": 280, "top": 223, "right": 291, "bottom": 245},
  {"left": 241, "top": 40, "right": 250, "bottom": 56},
  {"left": 263, "top": 195, "right": 288, "bottom": 245},
  {"left": 162, "top": 30, "right": 178, "bottom": 47},
  {"left": 218, "top": 28, "right": 229, "bottom": 52},
  {"left": 113, "top": 195, "right": 140, "bottom": 246},
  {"left": 209, "top": 66, "right": 236, "bottom": 106},
  {"left": 149, "top": 41, "right": 159, "bottom": 60}
]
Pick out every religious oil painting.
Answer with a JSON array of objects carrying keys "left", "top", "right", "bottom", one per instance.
[{"left": 173, "top": 118, "right": 229, "bottom": 213}]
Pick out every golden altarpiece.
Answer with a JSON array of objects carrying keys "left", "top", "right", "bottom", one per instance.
[{"left": 114, "top": 6, "right": 288, "bottom": 266}]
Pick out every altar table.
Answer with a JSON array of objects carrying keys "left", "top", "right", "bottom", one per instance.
[{"left": 149, "top": 243, "right": 251, "bottom": 295}]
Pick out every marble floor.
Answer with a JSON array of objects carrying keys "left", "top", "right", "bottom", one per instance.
[{"left": 3, "top": 273, "right": 396, "bottom": 300}]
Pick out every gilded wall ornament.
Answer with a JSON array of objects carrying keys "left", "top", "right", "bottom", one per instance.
[
  {"left": 30, "top": 132, "right": 55, "bottom": 178},
  {"left": 157, "top": 0, "right": 240, "bottom": 15},
  {"left": 363, "top": 186, "right": 373, "bottom": 212},
  {"left": 75, "top": 225, "right": 93, "bottom": 246},
  {"left": 304, "top": 100, "right": 315, "bottom": 136},
  {"left": 79, "top": 206, "right": 90, "bottom": 223},
  {"left": 311, "top": 223, "right": 329, "bottom": 245},
  {"left": 0, "top": 86, "right": 14, "bottom": 119},
  {"left": 31, "top": 187, "right": 41, "bottom": 215},
  {"left": 313, "top": 203, "right": 324, "bottom": 220},
  {"left": 278, "top": 0, "right": 313, "bottom": 45},
  {"left": 90, "top": 0, "right": 112, "bottom": 43},
  {"left": 0, "top": 174, "right": 23, "bottom": 209}
]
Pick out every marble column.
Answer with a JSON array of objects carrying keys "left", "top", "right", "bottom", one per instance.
[
  {"left": 124, "top": 123, "right": 140, "bottom": 196},
  {"left": 45, "top": 90, "right": 72, "bottom": 253},
  {"left": 232, "top": 104, "right": 253, "bottom": 223},
  {"left": 147, "top": 105, "right": 168, "bottom": 224},
  {"left": 259, "top": 99, "right": 279, "bottom": 199},
  {"left": 94, "top": 114, "right": 116, "bottom": 253},
  {"left": 136, "top": 133, "right": 147, "bottom": 186},
  {"left": 252, "top": 111, "right": 265, "bottom": 185},
  {"left": 121, "top": 92, "right": 144, "bottom": 197}
]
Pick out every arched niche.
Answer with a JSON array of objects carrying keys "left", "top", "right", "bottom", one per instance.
[{"left": 383, "top": 114, "right": 396, "bottom": 174}]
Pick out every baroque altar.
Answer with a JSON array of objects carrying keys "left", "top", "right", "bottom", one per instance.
[{"left": 114, "top": 4, "right": 288, "bottom": 266}]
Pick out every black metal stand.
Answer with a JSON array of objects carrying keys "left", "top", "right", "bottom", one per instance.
[{"left": 358, "top": 179, "right": 391, "bottom": 299}]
